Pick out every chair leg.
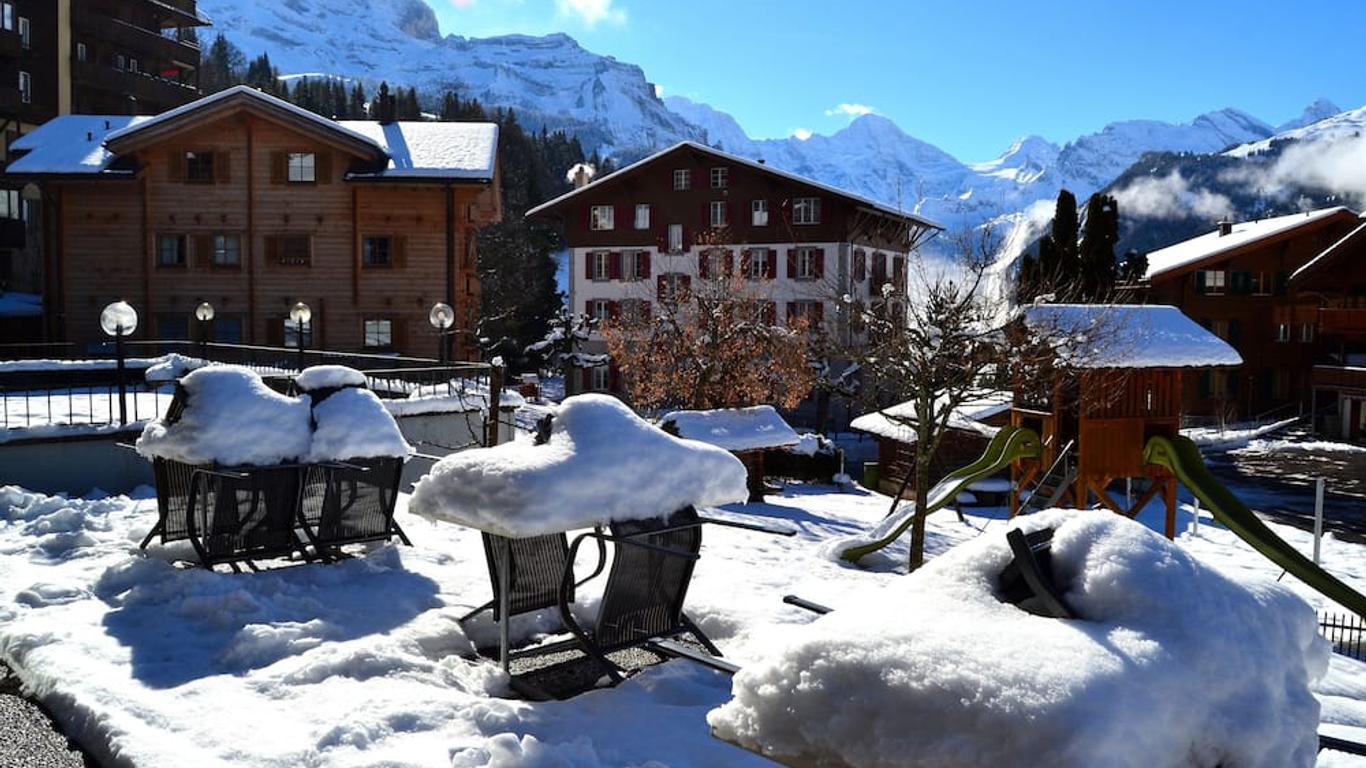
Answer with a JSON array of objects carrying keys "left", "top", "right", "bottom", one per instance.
[
  {"left": 681, "top": 614, "right": 723, "bottom": 657},
  {"left": 390, "top": 519, "right": 412, "bottom": 546},
  {"left": 138, "top": 521, "right": 164, "bottom": 550}
]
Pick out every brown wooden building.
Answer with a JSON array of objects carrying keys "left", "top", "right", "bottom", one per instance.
[
  {"left": 1144, "top": 207, "right": 1361, "bottom": 420},
  {"left": 1289, "top": 223, "right": 1366, "bottom": 441},
  {"left": 3, "top": 86, "right": 499, "bottom": 358}
]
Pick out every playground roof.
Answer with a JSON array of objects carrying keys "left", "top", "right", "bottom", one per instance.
[
  {"left": 850, "top": 392, "right": 1010, "bottom": 444},
  {"left": 1026, "top": 304, "right": 1243, "bottom": 369}
]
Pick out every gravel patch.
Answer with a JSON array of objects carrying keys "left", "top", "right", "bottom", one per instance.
[{"left": 0, "top": 665, "right": 95, "bottom": 768}]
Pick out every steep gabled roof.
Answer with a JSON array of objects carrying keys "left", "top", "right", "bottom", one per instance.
[
  {"left": 1290, "top": 219, "right": 1366, "bottom": 285},
  {"left": 1144, "top": 207, "right": 1357, "bottom": 281},
  {"left": 525, "top": 140, "right": 943, "bottom": 233}
]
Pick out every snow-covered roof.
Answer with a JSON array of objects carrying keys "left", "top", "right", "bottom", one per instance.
[
  {"left": 1144, "top": 207, "right": 1355, "bottom": 280},
  {"left": 1291, "top": 220, "right": 1366, "bottom": 283},
  {"left": 850, "top": 392, "right": 1011, "bottom": 444},
  {"left": 526, "top": 140, "right": 944, "bottom": 232},
  {"left": 339, "top": 121, "right": 498, "bottom": 180},
  {"left": 711, "top": 509, "right": 1326, "bottom": 767},
  {"left": 660, "top": 405, "right": 801, "bottom": 452},
  {"left": 1025, "top": 304, "right": 1243, "bottom": 369},
  {"left": 8, "top": 87, "right": 497, "bottom": 181},
  {"left": 407, "top": 394, "right": 748, "bottom": 537}
]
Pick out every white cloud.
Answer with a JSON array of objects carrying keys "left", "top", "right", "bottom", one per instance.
[
  {"left": 1112, "top": 172, "right": 1235, "bottom": 220},
  {"left": 1226, "top": 134, "right": 1366, "bottom": 203},
  {"left": 825, "top": 103, "right": 876, "bottom": 119},
  {"left": 555, "top": 0, "right": 626, "bottom": 26},
  {"left": 792, "top": 128, "right": 813, "bottom": 141}
]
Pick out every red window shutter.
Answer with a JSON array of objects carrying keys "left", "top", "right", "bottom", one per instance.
[
  {"left": 639, "top": 251, "right": 651, "bottom": 279},
  {"left": 609, "top": 364, "right": 621, "bottom": 392},
  {"left": 681, "top": 226, "right": 690, "bottom": 252},
  {"left": 814, "top": 248, "right": 825, "bottom": 279},
  {"left": 699, "top": 251, "right": 710, "bottom": 279},
  {"left": 616, "top": 205, "right": 627, "bottom": 231},
  {"left": 609, "top": 251, "right": 622, "bottom": 280},
  {"left": 609, "top": 301, "right": 620, "bottom": 321},
  {"left": 585, "top": 252, "right": 593, "bottom": 280},
  {"left": 766, "top": 250, "right": 777, "bottom": 281},
  {"left": 580, "top": 367, "right": 591, "bottom": 392},
  {"left": 786, "top": 302, "right": 797, "bottom": 324},
  {"left": 727, "top": 204, "right": 735, "bottom": 228},
  {"left": 813, "top": 302, "right": 825, "bottom": 325},
  {"left": 657, "top": 275, "right": 667, "bottom": 300},
  {"left": 723, "top": 249, "right": 735, "bottom": 277},
  {"left": 787, "top": 249, "right": 798, "bottom": 279},
  {"left": 584, "top": 299, "right": 593, "bottom": 316},
  {"left": 680, "top": 275, "right": 692, "bottom": 295}
]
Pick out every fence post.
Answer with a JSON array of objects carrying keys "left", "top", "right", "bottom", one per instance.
[
  {"left": 1192, "top": 495, "right": 1199, "bottom": 537},
  {"left": 485, "top": 364, "right": 504, "bottom": 447},
  {"left": 1314, "top": 477, "right": 1325, "bottom": 564}
]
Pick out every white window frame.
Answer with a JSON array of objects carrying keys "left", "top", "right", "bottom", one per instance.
[
  {"left": 793, "top": 197, "right": 821, "bottom": 225},
  {"left": 287, "top": 152, "right": 316, "bottom": 183},
  {"left": 590, "top": 205, "right": 614, "bottom": 231},
  {"left": 710, "top": 167, "right": 728, "bottom": 188},
  {"left": 625, "top": 250, "right": 646, "bottom": 282},
  {"left": 751, "top": 199, "right": 768, "bottom": 227},
  {"left": 363, "top": 318, "right": 393, "bottom": 348},
  {"left": 129, "top": 58, "right": 139, "bottom": 74},
  {"left": 0, "top": 3, "right": 12, "bottom": 32},
  {"left": 796, "top": 247, "right": 819, "bottom": 280},
  {"left": 1275, "top": 322, "right": 1290, "bottom": 343},
  {"left": 212, "top": 233, "right": 241, "bottom": 266},
  {"left": 667, "top": 224, "right": 683, "bottom": 254},
  {"left": 17, "top": 71, "right": 29, "bottom": 104},
  {"left": 1300, "top": 322, "right": 1314, "bottom": 343},
  {"left": 709, "top": 200, "right": 727, "bottom": 228},
  {"left": 672, "top": 169, "right": 690, "bottom": 191},
  {"left": 590, "top": 299, "right": 612, "bottom": 322},
  {"left": 634, "top": 203, "right": 650, "bottom": 230},
  {"left": 76, "top": 42, "right": 87, "bottom": 62},
  {"left": 591, "top": 251, "right": 611, "bottom": 281},
  {"left": 590, "top": 365, "right": 610, "bottom": 391},
  {"left": 18, "top": 16, "right": 28, "bottom": 49},
  {"left": 0, "top": 189, "right": 18, "bottom": 220},
  {"left": 748, "top": 247, "right": 768, "bottom": 280},
  {"left": 660, "top": 272, "right": 687, "bottom": 301},
  {"left": 789, "top": 300, "right": 821, "bottom": 322},
  {"left": 1201, "top": 269, "right": 1227, "bottom": 295}
]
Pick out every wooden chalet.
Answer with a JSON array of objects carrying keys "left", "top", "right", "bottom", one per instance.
[
  {"left": 1289, "top": 222, "right": 1366, "bottom": 441},
  {"left": 3, "top": 86, "right": 500, "bottom": 358},
  {"left": 1011, "top": 304, "right": 1243, "bottom": 537}
]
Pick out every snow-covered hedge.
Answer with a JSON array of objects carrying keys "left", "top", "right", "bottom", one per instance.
[
  {"left": 408, "top": 394, "right": 747, "bottom": 537},
  {"left": 136, "top": 365, "right": 409, "bottom": 465},
  {"left": 709, "top": 509, "right": 1329, "bottom": 768}
]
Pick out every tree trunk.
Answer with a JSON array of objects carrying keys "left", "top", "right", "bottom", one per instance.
[{"left": 908, "top": 450, "right": 931, "bottom": 572}]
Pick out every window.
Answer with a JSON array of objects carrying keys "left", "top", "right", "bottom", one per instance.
[
  {"left": 1198, "top": 269, "right": 1226, "bottom": 295},
  {"left": 709, "top": 200, "right": 727, "bottom": 228},
  {"left": 76, "top": 42, "right": 87, "bottom": 62},
  {"left": 1275, "top": 322, "right": 1291, "bottom": 343},
  {"left": 287, "top": 152, "right": 316, "bottom": 183},
  {"left": 589, "top": 299, "right": 612, "bottom": 322},
  {"left": 796, "top": 247, "right": 819, "bottom": 280},
  {"left": 590, "top": 365, "right": 610, "bottom": 392},
  {"left": 273, "top": 235, "right": 311, "bottom": 266},
  {"left": 748, "top": 247, "right": 769, "bottom": 280},
  {"left": 363, "top": 319, "right": 393, "bottom": 348},
  {"left": 787, "top": 300, "right": 823, "bottom": 324},
  {"left": 184, "top": 151, "right": 215, "bottom": 183},
  {"left": 852, "top": 250, "right": 867, "bottom": 282},
  {"left": 363, "top": 236, "right": 392, "bottom": 267},
  {"left": 212, "top": 234, "right": 241, "bottom": 266},
  {"left": 18, "top": 16, "right": 28, "bottom": 49},
  {"left": 17, "top": 71, "right": 29, "bottom": 104},
  {"left": 283, "top": 319, "right": 312, "bottom": 349},
  {"left": 659, "top": 273, "right": 688, "bottom": 301},
  {"left": 212, "top": 316, "right": 242, "bottom": 344},
  {"left": 1250, "top": 271, "right": 1272, "bottom": 295},
  {"left": 157, "top": 234, "right": 186, "bottom": 267},
  {"left": 673, "top": 169, "right": 690, "bottom": 191},
  {"left": 116, "top": 54, "right": 126, "bottom": 71},
  {"left": 626, "top": 250, "right": 649, "bottom": 281},
  {"left": 634, "top": 204, "right": 650, "bottom": 230},
  {"left": 590, "top": 205, "right": 614, "bottom": 231},
  {"left": 667, "top": 224, "right": 683, "bottom": 253},
  {"left": 620, "top": 299, "right": 650, "bottom": 323},
  {"left": 751, "top": 199, "right": 768, "bottom": 227},
  {"left": 793, "top": 197, "right": 821, "bottom": 225},
  {"left": 0, "top": 189, "right": 19, "bottom": 220},
  {"left": 129, "top": 58, "right": 139, "bottom": 74},
  {"left": 1300, "top": 322, "right": 1315, "bottom": 343},
  {"left": 710, "top": 167, "right": 728, "bottom": 188},
  {"left": 591, "top": 251, "right": 611, "bottom": 281},
  {"left": 156, "top": 314, "right": 190, "bottom": 341},
  {"left": 0, "top": 3, "right": 11, "bottom": 31}
]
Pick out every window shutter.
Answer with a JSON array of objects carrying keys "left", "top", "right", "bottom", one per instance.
[
  {"left": 786, "top": 302, "right": 797, "bottom": 325},
  {"left": 271, "top": 152, "right": 286, "bottom": 184},
  {"left": 167, "top": 150, "right": 183, "bottom": 182},
  {"left": 787, "top": 249, "right": 798, "bottom": 279},
  {"left": 317, "top": 152, "right": 333, "bottom": 184},
  {"left": 580, "top": 367, "right": 591, "bottom": 392},
  {"left": 1194, "top": 271, "right": 1206, "bottom": 294},
  {"left": 722, "top": 249, "right": 734, "bottom": 277},
  {"left": 1274, "top": 271, "right": 1288, "bottom": 296},
  {"left": 394, "top": 236, "right": 408, "bottom": 268},
  {"left": 638, "top": 251, "right": 651, "bottom": 279},
  {"left": 766, "top": 250, "right": 777, "bottom": 281},
  {"left": 585, "top": 252, "right": 594, "bottom": 280},
  {"left": 812, "top": 302, "right": 825, "bottom": 325},
  {"left": 609, "top": 301, "right": 620, "bottom": 321},
  {"left": 679, "top": 275, "right": 691, "bottom": 295},
  {"left": 699, "top": 251, "right": 710, "bottom": 279},
  {"left": 681, "top": 225, "right": 690, "bottom": 252},
  {"left": 584, "top": 299, "right": 594, "bottom": 317},
  {"left": 814, "top": 248, "right": 825, "bottom": 279},
  {"left": 217, "top": 151, "right": 231, "bottom": 184},
  {"left": 763, "top": 301, "right": 776, "bottom": 325},
  {"left": 193, "top": 234, "right": 213, "bottom": 268},
  {"left": 609, "top": 251, "right": 622, "bottom": 280},
  {"left": 657, "top": 275, "right": 667, "bottom": 301}
]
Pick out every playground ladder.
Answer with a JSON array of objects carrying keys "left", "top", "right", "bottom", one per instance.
[{"left": 1020, "top": 439, "right": 1076, "bottom": 515}]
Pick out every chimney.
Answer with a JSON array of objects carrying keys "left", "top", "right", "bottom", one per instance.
[
  {"left": 1217, "top": 219, "right": 1234, "bottom": 237},
  {"left": 757, "top": 158, "right": 766, "bottom": 165},
  {"left": 567, "top": 163, "right": 596, "bottom": 189}
]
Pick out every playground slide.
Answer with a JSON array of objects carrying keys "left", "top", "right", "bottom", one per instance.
[
  {"left": 1143, "top": 435, "right": 1366, "bottom": 617},
  {"left": 838, "top": 426, "right": 1042, "bottom": 563}
]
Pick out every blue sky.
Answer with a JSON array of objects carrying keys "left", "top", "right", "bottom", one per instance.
[{"left": 430, "top": 0, "right": 1366, "bottom": 162}]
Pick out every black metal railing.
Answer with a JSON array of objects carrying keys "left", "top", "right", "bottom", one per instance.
[{"left": 1320, "top": 611, "right": 1366, "bottom": 661}]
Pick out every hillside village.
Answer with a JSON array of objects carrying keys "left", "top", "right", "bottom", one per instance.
[{"left": 1, "top": 2, "right": 1366, "bottom": 767}]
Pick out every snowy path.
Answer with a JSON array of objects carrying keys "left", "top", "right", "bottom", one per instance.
[{"left": 0, "top": 483, "right": 1363, "bottom": 766}]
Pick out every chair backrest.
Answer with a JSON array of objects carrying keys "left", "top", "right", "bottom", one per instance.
[
  {"left": 300, "top": 457, "right": 403, "bottom": 546},
  {"left": 187, "top": 465, "right": 302, "bottom": 564},
  {"left": 484, "top": 532, "right": 574, "bottom": 621},
  {"left": 594, "top": 506, "right": 702, "bottom": 651}
]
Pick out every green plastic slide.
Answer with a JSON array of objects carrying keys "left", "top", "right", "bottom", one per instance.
[
  {"left": 839, "top": 426, "right": 1042, "bottom": 563},
  {"left": 1144, "top": 434, "right": 1366, "bottom": 617}
]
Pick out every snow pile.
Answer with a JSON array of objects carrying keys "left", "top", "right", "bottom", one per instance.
[
  {"left": 1184, "top": 416, "right": 1299, "bottom": 449},
  {"left": 661, "top": 405, "right": 801, "bottom": 453},
  {"left": 1238, "top": 438, "right": 1366, "bottom": 455},
  {"left": 308, "top": 387, "right": 410, "bottom": 462},
  {"left": 296, "top": 365, "right": 368, "bottom": 391},
  {"left": 409, "top": 394, "right": 747, "bottom": 537},
  {"left": 136, "top": 366, "right": 312, "bottom": 466},
  {"left": 710, "top": 509, "right": 1330, "bottom": 768},
  {"left": 142, "top": 354, "right": 200, "bottom": 383}
]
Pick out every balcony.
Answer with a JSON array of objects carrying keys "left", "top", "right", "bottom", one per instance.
[
  {"left": 1320, "top": 308, "right": 1366, "bottom": 336},
  {"left": 1314, "top": 365, "right": 1366, "bottom": 393},
  {"left": 73, "top": 9, "right": 200, "bottom": 68},
  {"left": 72, "top": 60, "right": 199, "bottom": 113},
  {"left": 0, "top": 219, "right": 23, "bottom": 250}
]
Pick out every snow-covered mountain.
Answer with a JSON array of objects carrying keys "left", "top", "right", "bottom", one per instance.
[
  {"left": 199, "top": 0, "right": 1346, "bottom": 237},
  {"left": 1275, "top": 97, "right": 1342, "bottom": 132}
]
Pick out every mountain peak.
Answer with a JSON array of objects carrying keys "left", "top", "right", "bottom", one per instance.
[{"left": 1276, "top": 97, "right": 1343, "bottom": 132}]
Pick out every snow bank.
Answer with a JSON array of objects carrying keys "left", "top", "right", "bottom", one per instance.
[
  {"left": 308, "top": 387, "right": 410, "bottom": 462},
  {"left": 136, "top": 366, "right": 312, "bottom": 466},
  {"left": 143, "top": 354, "right": 199, "bottom": 383},
  {"left": 661, "top": 405, "right": 800, "bottom": 452},
  {"left": 710, "top": 510, "right": 1330, "bottom": 768},
  {"left": 409, "top": 394, "right": 747, "bottom": 537}
]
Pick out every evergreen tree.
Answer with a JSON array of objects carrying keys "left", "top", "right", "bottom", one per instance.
[
  {"left": 199, "top": 34, "right": 245, "bottom": 94},
  {"left": 243, "top": 53, "right": 282, "bottom": 96},
  {"left": 1078, "top": 194, "right": 1120, "bottom": 300},
  {"left": 348, "top": 83, "right": 368, "bottom": 119},
  {"left": 1018, "top": 189, "right": 1081, "bottom": 303}
]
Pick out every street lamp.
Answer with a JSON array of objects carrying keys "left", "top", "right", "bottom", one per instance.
[
  {"left": 429, "top": 302, "right": 455, "bottom": 364},
  {"left": 289, "top": 301, "right": 311, "bottom": 370},
  {"left": 194, "top": 301, "right": 214, "bottom": 358},
  {"left": 100, "top": 300, "right": 138, "bottom": 426}
]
